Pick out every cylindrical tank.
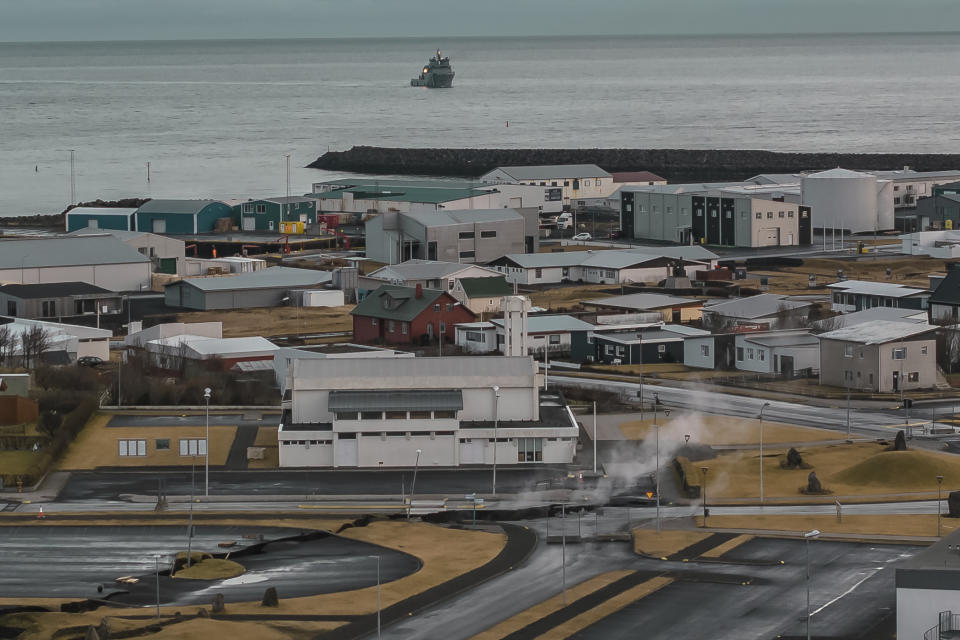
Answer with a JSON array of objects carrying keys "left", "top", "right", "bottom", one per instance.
[{"left": 801, "top": 168, "right": 885, "bottom": 233}]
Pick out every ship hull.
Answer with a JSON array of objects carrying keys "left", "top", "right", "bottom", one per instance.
[{"left": 411, "top": 71, "right": 454, "bottom": 88}]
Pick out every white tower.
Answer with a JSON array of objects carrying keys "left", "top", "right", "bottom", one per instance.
[{"left": 501, "top": 295, "right": 531, "bottom": 356}]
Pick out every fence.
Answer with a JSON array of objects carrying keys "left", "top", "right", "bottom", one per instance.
[{"left": 923, "top": 611, "right": 960, "bottom": 640}]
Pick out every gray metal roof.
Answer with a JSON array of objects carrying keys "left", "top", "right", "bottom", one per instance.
[
  {"left": 368, "top": 260, "right": 498, "bottom": 281},
  {"left": 490, "top": 314, "right": 594, "bottom": 333},
  {"left": 136, "top": 199, "right": 224, "bottom": 214},
  {"left": 489, "top": 164, "right": 611, "bottom": 180},
  {"left": 0, "top": 236, "right": 150, "bottom": 269},
  {"left": 742, "top": 331, "right": 819, "bottom": 348},
  {"left": 170, "top": 266, "right": 332, "bottom": 292},
  {"left": 328, "top": 389, "right": 463, "bottom": 412},
  {"left": 826, "top": 280, "right": 928, "bottom": 297},
  {"left": 65, "top": 207, "right": 138, "bottom": 216},
  {"left": 702, "top": 294, "right": 811, "bottom": 319},
  {"left": 491, "top": 247, "right": 715, "bottom": 271},
  {"left": 583, "top": 293, "right": 701, "bottom": 311},
  {"left": 67, "top": 228, "right": 147, "bottom": 241},
  {"left": 817, "top": 320, "right": 938, "bottom": 345},
  {"left": 401, "top": 209, "right": 523, "bottom": 228},
  {"left": 813, "top": 307, "right": 927, "bottom": 330}
]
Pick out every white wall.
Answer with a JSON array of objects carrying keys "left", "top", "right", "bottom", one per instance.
[
  {"left": 278, "top": 430, "right": 333, "bottom": 467},
  {"left": 683, "top": 336, "right": 715, "bottom": 369},
  {"left": 897, "top": 587, "right": 959, "bottom": 640},
  {"left": 0, "top": 263, "right": 152, "bottom": 292},
  {"left": 358, "top": 434, "right": 456, "bottom": 468}
]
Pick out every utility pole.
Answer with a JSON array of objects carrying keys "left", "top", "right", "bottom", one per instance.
[{"left": 69, "top": 149, "right": 76, "bottom": 205}]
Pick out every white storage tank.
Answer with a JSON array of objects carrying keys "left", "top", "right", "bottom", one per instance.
[{"left": 801, "top": 168, "right": 894, "bottom": 233}]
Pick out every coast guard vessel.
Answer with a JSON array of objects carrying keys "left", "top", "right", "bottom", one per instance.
[{"left": 410, "top": 49, "right": 455, "bottom": 88}]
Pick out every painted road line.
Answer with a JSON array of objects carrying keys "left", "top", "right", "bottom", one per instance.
[{"left": 700, "top": 534, "right": 755, "bottom": 559}]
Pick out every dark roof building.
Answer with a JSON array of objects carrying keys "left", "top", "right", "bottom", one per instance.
[
  {"left": 0, "top": 282, "right": 122, "bottom": 322},
  {"left": 928, "top": 266, "right": 960, "bottom": 323},
  {"left": 351, "top": 284, "right": 476, "bottom": 345}
]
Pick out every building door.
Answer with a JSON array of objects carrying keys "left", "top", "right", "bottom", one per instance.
[
  {"left": 152, "top": 219, "right": 166, "bottom": 234},
  {"left": 509, "top": 197, "right": 522, "bottom": 208},
  {"left": 780, "top": 355, "right": 794, "bottom": 377},
  {"left": 89, "top": 219, "right": 99, "bottom": 229},
  {"left": 892, "top": 370, "right": 899, "bottom": 392},
  {"left": 460, "top": 438, "right": 484, "bottom": 464},
  {"left": 242, "top": 217, "right": 255, "bottom": 231},
  {"left": 336, "top": 435, "right": 358, "bottom": 467}
]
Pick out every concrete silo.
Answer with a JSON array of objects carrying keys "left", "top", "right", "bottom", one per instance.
[{"left": 801, "top": 168, "right": 895, "bottom": 233}]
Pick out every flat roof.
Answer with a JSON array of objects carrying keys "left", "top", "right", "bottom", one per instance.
[
  {"left": 401, "top": 209, "right": 523, "bottom": 227},
  {"left": 818, "top": 320, "right": 938, "bottom": 344},
  {"left": 490, "top": 315, "right": 594, "bottom": 333},
  {"left": 0, "top": 236, "right": 150, "bottom": 270},
  {"left": 582, "top": 293, "right": 701, "bottom": 311},
  {"left": 487, "top": 164, "right": 612, "bottom": 180},
  {"left": 702, "top": 294, "right": 811, "bottom": 319},
  {"left": 368, "top": 260, "right": 494, "bottom": 281},
  {"left": 827, "top": 279, "right": 928, "bottom": 297},
  {"left": 0, "top": 281, "right": 115, "bottom": 298},
  {"left": 170, "top": 266, "right": 332, "bottom": 292},
  {"left": 65, "top": 207, "right": 138, "bottom": 216}
]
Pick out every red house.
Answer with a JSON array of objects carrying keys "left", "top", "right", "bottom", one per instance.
[{"left": 351, "top": 284, "right": 476, "bottom": 345}]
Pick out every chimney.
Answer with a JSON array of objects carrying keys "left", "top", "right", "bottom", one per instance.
[{"left": 415, "top": 283, "right": 423, "bottom": 298}]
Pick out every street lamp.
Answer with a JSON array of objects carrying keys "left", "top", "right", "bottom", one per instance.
[
  {"left": 408, "top": 449, "right": 422, "bottom": 520},
  {"left": 203, "top": 387, "right": 211, "bottom": 498},
  {"left": 372, "top": 555, "right": 382, "bottom": 640},
  {"left": 938, "top": 475, "right": 945, "bottom": 537},
  {"left": 155, "top": 555, "right": 161, "bottom": 618},
  {"left": 492, "top": 385, "right": 501, "bottom": 496},
  {"left": 804, "top": 529, "right": 820, "bottom": 640},
  {"left": 654, "top": 393, "right": 660, "bottom": 532},
  {"left": 759, "top": 402, "right": 771, "bottom": 506},
  {"left": 700, "top": 466, "right": 709, "bottom": 527}
]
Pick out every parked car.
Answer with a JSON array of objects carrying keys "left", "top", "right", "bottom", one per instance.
[
  {"left": 572, "top": 232, "right": 592, "bottom": 241},
  {"left": 77, "top": 356, "right": 104, "bottom": 367},
  {"left": 609, "top": 229, "right": 625, "bottom": 240}
]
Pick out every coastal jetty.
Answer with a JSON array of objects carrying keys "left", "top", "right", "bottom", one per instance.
[{"left": 309, "top": 146, "right": 960, "bottom": 182}]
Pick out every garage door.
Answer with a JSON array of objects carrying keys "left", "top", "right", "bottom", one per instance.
[
  {"left": 152, "top": 218, "right": 166, "bottom": 234},
  {"left": 760, "top": 228, "right": 779, "bottom": 247},
  {"left": 242, "top": 216, "right": 255, "bottom": 231}
]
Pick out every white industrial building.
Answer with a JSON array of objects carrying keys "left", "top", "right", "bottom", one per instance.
[
  {"left": 800, "top": 168, "right": 894, "bottom": 233},
  {"left": 897, "top": 527, "right": 960, "bottom": 640},
  {"left": 488, "top": 247, "right": 718, "bottom": 285},
  {"left": 68, "top": 227, "right": 187, "bottom": 276},
  {"left": 734, "top": 330, "right": 820, "bottom": 375},
  {"left": 0, "top": 316, "right": 111, "bottom": 364},
  {"left": 277, "top": 355, "right": 578, "bottom": 468},
  {"left": 481, "top": 164, "right": 614, "bottom": 205},
  {"left": 0, "top": 236, "right": 152, "bottom": 292}
]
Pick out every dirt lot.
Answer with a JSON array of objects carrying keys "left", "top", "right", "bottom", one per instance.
[
  {"left": 619, "top": 412, "right": 845, "bottom": 446},
  {"left": 701, "top": 514, "right": 959, "bottom": 537},
  {"left": 177, "top": 305, "right": 355, "bottom": 338},
  {"left": 754, "top": 255, "right": 944, "bottom": 296},
  {"left": 527, "top": 284, "right": 614, "bottom": 310}
]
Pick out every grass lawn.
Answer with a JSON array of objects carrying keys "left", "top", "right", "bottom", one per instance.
[
  {"left": 679, "top": 442, "right": 960, "bottom": 500},
  {"left": 177, "top": 305, "right": 355, "bottom": 338},
  {"left": 700, "top": 514, "right": 960, "bottom": 538},
  {"left": 527, "top": 284, "right": 613, "bottom": 310},
  {"left": 632, "top": 529, "right": 709, "bottom": 557},
  {"left": 469, "top": 570, "right": 634, "bottom": 640},
  {"left": 57, "top": 413, "right": 237, "bottom": 470},
  {"left": 619, "top": 412, "right": 844, "bottom": 446},
  {"left": 175, "top": 557, "right": 245, "bottom": 580},
  {"left": 248, "top": 426, "right": 279, "bottom": 469},
  {"left": 0, "top": 450, "right": 43, "bottom": 476},
  {"left": 588, "top": 363, "right": 689, "bottom": 376},
  {"left": 754, "top": 255, "right": 942, "bottom": 296}
]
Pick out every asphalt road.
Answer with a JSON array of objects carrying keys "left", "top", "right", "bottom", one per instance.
[
  {"left": 378, "top": 516, "right": 916, "bottom": 640},
  {"left": 58, "top": 468, "right": 565, "bottom": 501},
  {"left": 0, "top": 525, "right": 418, "bottom": 606}
]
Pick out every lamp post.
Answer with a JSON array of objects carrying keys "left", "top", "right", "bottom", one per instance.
[
  {"left": 700, "top": 466, "right": 709, "bottom": 527},
  {"left": 492, "top": 385, "right": 501, "bottom": 496},
  {"left": 408, "top": 449, "right": 422, "bottom": 520},
  {"left": 759, "top": 402, "right": 770, "bottom": 505},
  {"left": 561, "top": 502, "right": 567, "bottom": 605},
  {"left": 653, "top": 393, "right": 659, "bottom": 532},
  {"left": 203, "top": 387, "right": 211, "bottom": 498},
  {"left": 804, "top": 529, "right": 820, "bottom": 640},
  {"left": 373, "top": 555, "right": 382, "bottom": 640},
  {"left": 592, "top": 401, "right": 597, "bottom": 475},
  {"left": 155, "top": 555, "right": 161, "bottom": 618},
  {"left": 938, "top": 475, "right": 945, "bottom": 537}
]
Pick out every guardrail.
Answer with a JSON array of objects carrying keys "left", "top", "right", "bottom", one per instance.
[{"left": 922, "top": 611, "right": 960, "bottom": 640}]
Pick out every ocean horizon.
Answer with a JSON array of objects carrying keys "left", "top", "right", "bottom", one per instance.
[{"left": 2, "top": 32, "right": 959, "bottom": 216}]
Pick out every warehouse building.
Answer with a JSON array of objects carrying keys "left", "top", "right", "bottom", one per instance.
[
  {"left": 236, "top": 196, "right": 319, "bottom": 232},
  {"left": 620, "top": 186, "right": 812, "bottom": 247},
  {"left": 365, "top": 208, "right": 539, "bottom": 264},
  {"left": 135, "top": 199, "right": 235, "bottom": 234},
  {"left": 277, "top": 355, "right": 578, "bottom": 468},
  {"left": 0, "top": 282, "right": 122, "bottom": 322},
  {"left": 0, "top": 316, "right": 112, "bottom": 364},
  {"left": 359, "top": 260, "right": 503, "bottom": 299},
  {"left": 164, "top": 266, "right": 333, "bottom": 311},
  {"left": 481, "top": 164, "right": 614, "bottom": 205},
  {"left": 68, "top": 228, "right": 186, "bottom": 275},
  {"left": 65, "top": 207, "right": 138, "bottom": 233},
  {"left": 0, "top": 236, "right": 151, "bottom": 292}
]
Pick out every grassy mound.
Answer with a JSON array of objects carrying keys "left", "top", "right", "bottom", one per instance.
[
  {"left": 175, "top": 557, "right": 246, "bottom": 580},
  {"left": 829, "top": 450, "right": 957, "bottom": 489}
]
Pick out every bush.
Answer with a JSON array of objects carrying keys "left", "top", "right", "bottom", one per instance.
[{"left": 38, "top": 411, "right": 62, "bottom": 438}]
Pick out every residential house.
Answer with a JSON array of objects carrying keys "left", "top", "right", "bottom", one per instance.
[
  {"left": 277, "top": 355, "right": 578, "bottom": 468},
  {"left": 358, "top": 260, "right": 502, "bottom": 299},
  {"left": 817, "top": 320, "right": 938, "bottom": 392},
  {"left": 928, "top": 267, "right": 960, "bottom": 323},
  {"left": 481, "top": 164, "right": 614, "bottom": 204},
  {"left": 701, "top": 294, "right": 813, "bottom": 331},
  {"left": 0, "top": 282, "right": 122, "bottom": 322},
  {"left": 68, "top": 228, "right": 187, "bottom": 275},
  {"left": 488, "top": 246, "right": 718, "bottom": 286},
  {"left": 365, "top": 209, "right": 539, "bottom": 264},
  {"left": 827, "top": 280, "right": 929, "bottom": 313},
  {"left": 581, "top": 293, "right": 704, "bottom": 323},
  {"left": 163, "top": 266, "right": 332, "bottom": 311},
  {"left": 591, "top": 324, "right": 711, "bottom": 365},
  {"left": 65, "top": 207, "right": 138, "bottom": 233},
  {"left": 734, "top": 330, "right": 820, "bottom": 375},
  {"left": 135, "top": 199, "right": 235, "bottom": 235},
  {"left": 611, "top": 171, "right": 667, "bottom": 187},
  {"left": 451, "top": 277, "right": 514, "bottom": 316},
  {"left": 455, "top": 315, "right": 594, "bottom": 356},
  {"left": 0, "top": 236, "right": 152, "bottom": 292},
  {"left": 350, "top": 284, "right": 476, "bottom": 345},
  {"left": 236, "top": 196, "right": 319, "bottom": 232}
]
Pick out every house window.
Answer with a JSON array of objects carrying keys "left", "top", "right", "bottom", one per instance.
[
  {"left": 336, "top": 412, "right": 358, "bottom": 420},
  {"left": 908, "top": 372, "right": 919, "bottom": 382},
  {"left": 737, "top": 347, "right": 744, "bottom": 360},
  {"left": 360, "top": 411, "right": 383, "bottom": 420},
  {"left": 179, "top": 438, "right": 207, "bottom": 456},
  {"left": 242, "top": 203, "right": 254, "bottom": 214},
  {"left": 459, "top": 251, "right": 475, "bottom": 259},
  {"left": 459, "top": 231, "right": 475, "bottom": 240},
  {"left": 409, "top": 411, "right": 431, "bottom": 419},
  {"left": 434, "top": 410, "right": 456, "bottom": 419},
  {"left": 844, "top": 344, "right": 853, "bottom": 358},
  {"left": 41, "top": 300, "right": 56, "bottom": 317},
  {"left": 755, "top": 212, "right": 762, "bottom": 219},
  {"left": 155, "top": 439, "right": 170, "bottom": 451},
  {"left": 893, "top": 347, "right": 907, "bottom": 360},
  {"left": 564, "top": 181, "right": 570, "bottom": 186},
  {"left": 480, "top": 230, "right": 496, "bottom": 238},
  {"left": 448, "top": 279, "right": 455, "bottom": 289},
  {"left": 119, "top": 439, "right": 146, "bottom": 457},
  {"left": 549, "top": 334, "right": 561, "bottom": 344},
  {"left": 747, "top": 348, "right": 754, "bottom": 359},
  {"left": 788, "top": 211, "right": 794, "bottom": 218},
  {"left": 657, "top": 344, "right": 666, "bottom": 353},
  {"left": 466, "top": 331, "right": 484, "bottom": 342},
  {"left": 922, "top": 345, "right": 928, "bottom": 355},
  {"left": 517, "top": 437, "right": 543, "bottom": 462},
  {"left": 385, "top": 411, "right": 407, "bottom": 419},
  {"left": 401, "top": 322, "right": 408, "bottom": 335},
  {"left": 759, "top": 350, "right": 765, "bottom": 361},
  {"left": 388, "top": 320, "right": 395, "bottom": 332},
  {"left": 7, "top": 301, "right": 16, "bottom": 316},
  {"left": 779, "top": 211, "right": 785, "bottom": 218},
  {"left": 700, "top": 344, "right": 710, "bottom": 357},
  {"left": 446, "top": 303, "right": 454, "bottom": 312},
  {"left": 767, "top": 212, "right": 773, "bottom": 219},
  {"left": 535, "top": 268, "right": 543, "bottom": 278},
  {"left": 440, "top": 321, "right": 446, "bottom": 334},
  {"left": 371, "top": 318, "right": 378, "bottom": 326},
  {"left": 256, "top": 204, "right": 266, "bottom": 213},
  {"left": 434, "top": 304, "right": 440, "bottom": 312}
]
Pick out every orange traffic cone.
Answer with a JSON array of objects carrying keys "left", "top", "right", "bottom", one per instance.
[{"left": 37, "top": 505, "right": 44, "bottom": 519}]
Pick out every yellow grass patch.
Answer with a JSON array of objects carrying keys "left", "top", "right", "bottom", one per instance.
[
  {"left": 527, "top": 285, "right": 612, "bottom": 310},
  {"left": 533, "top": 577, "right": 674, "bottom": 640},
  {"left": 619, "top": 412, "right": 842, "bottom": 446},
  {"left": 177, "top": 305, "right": 354, "bottom": 338},
  {"left": 6, "top": 615, "right": 345, "bottom": 640},
  {"left": 755, "top": 255, "right": 942, "bottom": 296},
  {"left": 700, "top": 534, "right": 755, "bottom": 558},
  {"left": 57, "top": 413, "right": 237, "bottom": 470},
  {"left": 589, "top": 363, "right": 689, "bottom": 376},
  {"left": 174, "top": 557, "right": 245, "bottom": 580},
  {"left": 679, "top": 442, "right": 960, "bottom": 500},
  {"left": 469, "top": 570, "right": 634, "bottom": 640},
  {"left": 248, "top": 426, "right": 280, "bottom": 469},
  {"left": 632, "top": 529, "right": 708, "bottom": 557},
  {"left": 700, "top": 514, "right": 959, "bottom": 538},
  {"left": 0, "top": 450, "right": 43, "bottom": 476}
]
